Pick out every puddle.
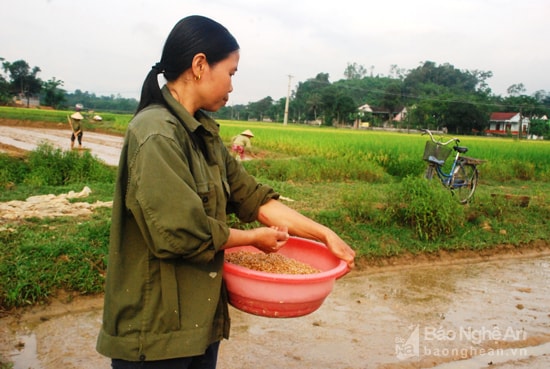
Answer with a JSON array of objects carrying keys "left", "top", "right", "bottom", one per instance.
[
  {"left": 11, "top": 334, "right": 40, "bottom": 369},
  {"left": 2, "top": 254, "right": 550, "bottom": 369}
]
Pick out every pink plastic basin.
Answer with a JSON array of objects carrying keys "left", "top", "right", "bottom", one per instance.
[{"left": 223, "top": 237, "right": 348, "bottom": 318}]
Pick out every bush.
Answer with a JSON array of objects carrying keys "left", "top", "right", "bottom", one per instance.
[
  {"left": 24, "top": 143, "right": 115, "bottom": 186},
  {"left": 383, "top": 176, "right": 464, "bottom": 240},
  {"left": 0, "top": 153, "right": 29, "bottom": 186}
]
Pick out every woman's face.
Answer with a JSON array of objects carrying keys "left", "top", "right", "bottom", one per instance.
[{"left": 199, "top": 50, "right": 240, "bottom": 112}]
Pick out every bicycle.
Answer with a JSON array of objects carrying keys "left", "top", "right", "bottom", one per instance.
[{"left": 421, "top": 129, "right": 485, "bottom": 204}]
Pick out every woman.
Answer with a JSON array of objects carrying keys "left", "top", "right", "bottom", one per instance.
[
  {"left": 69, "top": 111, "right": 84, "bottom": 149},
  {"left": 96, "top": 15, "right": 355, "bottom": 369},
  {"left": 230, "top": 129, "right": 254, "bottom": 161}
]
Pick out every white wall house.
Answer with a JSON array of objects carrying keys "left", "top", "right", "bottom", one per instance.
[{"left": 487, "top": 112, "right": 530, "bottom": 136}]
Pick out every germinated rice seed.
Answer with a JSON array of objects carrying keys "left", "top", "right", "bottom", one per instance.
[{"left": 225, "top": 251, "right": 320, "bottom": 274}]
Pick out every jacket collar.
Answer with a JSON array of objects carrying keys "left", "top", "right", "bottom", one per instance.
[{"left": 161, "top": 85, "right": 220, "bottom": 136}]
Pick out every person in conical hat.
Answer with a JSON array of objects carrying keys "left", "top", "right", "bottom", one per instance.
[
  {"left": 231, "top": 129, "right": 254, "bottom": 160},
  {"left": 71, "top": 112, "right": 84, "bottom": 120},
  {"left": 68, "top": 112, "right": 84, "bottom": 149},
  {"left": 241, "top": 129, "right": 254, "bottom": 137}
]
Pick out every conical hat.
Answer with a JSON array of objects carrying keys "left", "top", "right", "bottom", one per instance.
[
  {"left": 71, "top": 112, "right": 84, "bottom": 120},
  {"left": 241, "top": 129, "right": 254, "bottom": 137}
]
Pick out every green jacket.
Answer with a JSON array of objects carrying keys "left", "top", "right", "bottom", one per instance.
[{"left": 96, "top": 86, "right": 278, "bottom": 361}]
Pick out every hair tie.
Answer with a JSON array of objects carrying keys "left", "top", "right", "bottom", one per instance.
[{"left": 152, "top": 62, "right": 164, "bottom": 74}]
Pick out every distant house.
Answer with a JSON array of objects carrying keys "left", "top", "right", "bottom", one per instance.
[
  {"left": 357, "top": 103, "right": 405, "bottom": 127},
  {"left": 392, "top": 107, "right": 408, "bottom": 122},
  {"left": 487, "top": 112, "right": 530, "bottom": 136},
  {"left": 13, "top": 93, "right": 40, "bottom": 108},
  {"left": 358, "top": 103, "right": 374, "bottom": 113}
]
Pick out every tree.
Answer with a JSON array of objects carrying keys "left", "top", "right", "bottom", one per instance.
[
  {"left": 270, "top": 97, "right": 287, "bottom": 122},
  {"left": 444, "top": 98, "right": 488, "bottom": 134},
  {"left": 294, "top": 73, "right": 332, "bottom": 122},
  {"left": 529, "top": 118, "right": 549, "bottom": 138},
  {"left": 344, "top": 62, "right": 367, "bottom": 80},
  {"left": 41, "top": 77, "right": 66, "bottom": 108},
  {"left": 64, "top": 89, "right": 138, "bottom": 113},
  {"left": 334, "top": 93, "right": 357, "bottom": 125},
  {"left": 0, "top": 74, "right": 9, "bottom": 104},
  {"left": 319, "top": 86, "right": 338, "bottom": 125},
  {"left": 388, "top": 64, "right": 406, "bottom": 80},
  {"left": 470, "top": 69, "right": 494, "bottom": 94},
  {"left": 0, "top": 57, "right": 10, "bottom": 104},
  {"left": 404, "top": 61, "right": 482, "bottom": 95},
  {"left": 400, "top": 61, "right": 497, "bottom": 132},
  {"left": 246, "top": 96, "right": 274, "bottom": 121},
  {"left": 5, "top": 59, "right": 42, "bottom": 101},
  {"left": 506, "top": 83, "right": 526, "bottom": 96},
  {"left": 380, "top": 82, "right": 403, "bottom": 121}
]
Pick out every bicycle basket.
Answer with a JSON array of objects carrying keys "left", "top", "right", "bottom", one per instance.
[{"left": 422, "top": 141, "right": 452, "bottom": 162}]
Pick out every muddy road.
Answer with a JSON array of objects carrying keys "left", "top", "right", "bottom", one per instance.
[
  {"left": 2, "top": 252, "right": 550, "bottom": 369},
  {"left": 0, "top": 125, "right": 123, "bottom": 166}
]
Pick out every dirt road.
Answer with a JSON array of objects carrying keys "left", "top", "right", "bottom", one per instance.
[
  {"left": 2, "top": 253, "right": 550, "bottom": 369},
  {"left": 0, "top": 125, "right": 123, "bottom": 166}
]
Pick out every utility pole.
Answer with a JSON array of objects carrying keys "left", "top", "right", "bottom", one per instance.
[
  {"left": 518, "top": 106, "right": 523, "bottom": 140},
  {"left": 283, "top": 74, "right": 293, "bottom": 125}
]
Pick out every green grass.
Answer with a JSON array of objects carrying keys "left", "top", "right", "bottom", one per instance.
[
  {"left": 0, "top": 110, "right": 549, "bottom": 310},
  {"left": 0, "top": 210, "right": 111, "bottom": 307}
]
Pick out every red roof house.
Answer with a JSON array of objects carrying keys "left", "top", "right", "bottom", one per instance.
[{"left": 487, "top": 112, "right": 530, "bottom": 136}]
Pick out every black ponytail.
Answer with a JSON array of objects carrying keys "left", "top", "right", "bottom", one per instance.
[
  {"left": 135, "top": 67, "right": 164, "bottom": 114},
  {"left": 135, "top": 15, "right": 239, "bottom": 115}
]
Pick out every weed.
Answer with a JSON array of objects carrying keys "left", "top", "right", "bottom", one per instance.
[
  {"left": 17, "top": 143, "right": 116, "bottom": 187},
  {"left": 0, "top": 154, "right": 29, "bottom": 187},
  {"left": 383, "top": 176, "right": 464, "bottom": 241}
]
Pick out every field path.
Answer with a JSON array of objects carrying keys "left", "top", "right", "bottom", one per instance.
[
  {"left": 2, "top": 253, "right": 550, "bottom": 369},
  {"left": 0, "top": 125, "right": 123, "bottom": 166}
]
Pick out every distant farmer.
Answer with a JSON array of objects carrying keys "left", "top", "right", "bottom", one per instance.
[
  {"left": 68, "top": 112, "right": 84, "bottom": 149},
  {"left": 231, "top": 129, "right": 254, "bottom": 160}
]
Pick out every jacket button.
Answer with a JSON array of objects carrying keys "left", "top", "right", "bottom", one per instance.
[
  {"left": 139, "top": 354, "right": 146, "bottom": 361},
  {"left": 202, "top": 196, "right": 208, "bottom": 203}
]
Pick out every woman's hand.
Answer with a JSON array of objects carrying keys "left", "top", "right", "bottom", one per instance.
[
  {"left": 324, "top": 231, "right": 356, "bottom": 270},
  {"left": 256, "top": 199, "right": 356, "bottom": 269},
  {"left": 223, "top": 226, "right": 289, "bottom": 253},
  {"left": 251, "top": 226, "right": 289, "bottom": 253}
]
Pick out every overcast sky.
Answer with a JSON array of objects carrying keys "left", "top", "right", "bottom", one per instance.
[{"left": 2, "top": 0, "right": 549, "bottom": 106}]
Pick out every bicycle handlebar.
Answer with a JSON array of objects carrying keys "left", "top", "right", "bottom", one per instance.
[{"left": 421, "top": 129, "right": 460, "bottom": 146}]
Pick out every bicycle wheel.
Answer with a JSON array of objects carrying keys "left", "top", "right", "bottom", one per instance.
[{"left": 451, "top": 162, "right": 478, "bottom": 204}]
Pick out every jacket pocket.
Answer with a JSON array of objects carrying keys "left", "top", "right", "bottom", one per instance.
[{"left": 197, "top": 181, "right": 216, "bottom": 217}]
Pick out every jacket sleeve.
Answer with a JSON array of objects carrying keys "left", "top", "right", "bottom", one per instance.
[
  {"left": 128, "top": 133, "right": 229, "bottom": 263},
  {"left": 224, "top": 147, "right": 279, "bottom": 222}
]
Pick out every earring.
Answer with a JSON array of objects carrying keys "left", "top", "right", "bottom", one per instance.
[{"left": 194, "top": 74, "right": 201, "bottom": 81}]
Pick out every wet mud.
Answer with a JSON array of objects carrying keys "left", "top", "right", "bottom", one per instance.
[
  {"left": 2, "top": 253, "right": 550, "bottom": 369},
  {"left": 0, "top": 125, "right": 123, "bottom": 166}
]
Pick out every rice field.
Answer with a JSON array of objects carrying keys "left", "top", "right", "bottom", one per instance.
[{"left": 218, "top": 120, "right": 550, "bottom": 183}]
